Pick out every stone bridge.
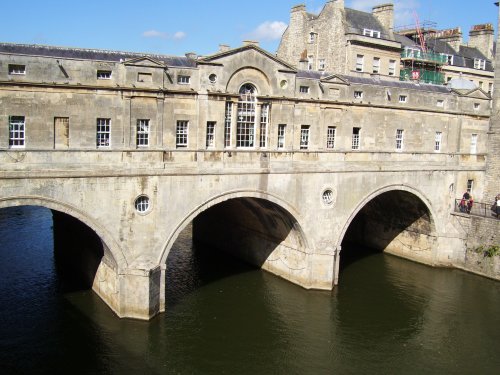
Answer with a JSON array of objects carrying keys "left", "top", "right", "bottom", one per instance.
[
  {"left": 0, "top": 42, "right": 490, "bottom": 319},
  {"left": 0, "top": 149, "right": 474, "bottom": 319}
]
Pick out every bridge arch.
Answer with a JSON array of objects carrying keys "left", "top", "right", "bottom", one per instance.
[
  {"left": 159, "top": 189, "right": 309, "bottom": 267},
  {"left": 337, "top": 184, "right": 439, "bottom": 266},
  {"left": 0, "top": 195, "right": 127, "bottom": 270}
]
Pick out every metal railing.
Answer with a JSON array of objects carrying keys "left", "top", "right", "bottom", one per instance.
[
  {"left": 454, "top": 199, "right": 499, "bottom": 219},
  {"left": 401, "top": 49, "right": 448, "bottom": 64}
]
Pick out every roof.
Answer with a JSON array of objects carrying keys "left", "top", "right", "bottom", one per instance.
[
  {"left": 394, "top": 33, "right": 420, "bottom": 49},
  {"left": 345, "top": 8, "right": 395, "bottom": 41},
  {"left": 297, "top": 70, "right": 451, "bottom": 93},
  {"left": 424, "top": 39, "right": 493, "bottom": 71},
  {"left": 199, "top": 43, "right": 297, "bottom": 71},
  {"left": 0, "top": 43, "right": 197, "bottom": 68}
]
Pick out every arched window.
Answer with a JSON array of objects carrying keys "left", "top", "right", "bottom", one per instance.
[{"left": 237, "top": 84, "right": 257, "bottom": 148}]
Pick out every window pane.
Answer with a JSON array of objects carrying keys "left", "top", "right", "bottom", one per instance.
[
  {"left": 300, "top": 125, "right": 310, "bottom": 150},
  {"left": 236, "top": 84, "right": 256, "bottom": 148},
  {"left": 9, "top": 116, "right": 25, "bottom": 148},
  {"left": 176, "top": 121, "right": 189, "bottom": 148},
  {"left": 137, "top": 119, "right": 150, "bottom": 147},
  {"left": 326, "top": 126, "right": 336, "bottom": 149},
  {"left": 96, "top": 118, "right": 111, "bottom": 148}
]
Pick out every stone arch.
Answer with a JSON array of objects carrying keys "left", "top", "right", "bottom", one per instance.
[
  {"left": 226, "top": 67, "right": 271, "bottom": 95},
  {"left": 337, "top": 184, "right": 438, "bottom": 249},
  {"left": 158, "top": 189, "right": 309, "bottom": 265},
  {"left": 0, "top": 195, "right": 126, "bottom": 270}
]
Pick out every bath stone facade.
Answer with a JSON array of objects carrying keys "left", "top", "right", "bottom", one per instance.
[
  {"left": 0, "top": 40, "right": 494, "bottom": 320},
  {"left": 278, "top": 1, "right": 495, "bottom": 91}
]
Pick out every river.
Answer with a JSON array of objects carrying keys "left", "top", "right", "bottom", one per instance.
[{"left": 0, "top": 206, "right": 499, "bottom": 374}]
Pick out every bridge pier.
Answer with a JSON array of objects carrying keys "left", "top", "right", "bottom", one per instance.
[{"left": 93, "top": 261, "right": 165, "bottom": 320}]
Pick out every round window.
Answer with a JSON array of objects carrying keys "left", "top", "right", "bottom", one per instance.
[
  {"left": 280, "top": 79, "right": 288, "bottom": 89},
  {"left": 134, "top": 195, "right": 151, "bottom": 214},
  {"left": 322, "top": 189, "right": 335, "bottom": 206},
  {"left": 209, "top": 74, "right": 217, "bottom": 83}
]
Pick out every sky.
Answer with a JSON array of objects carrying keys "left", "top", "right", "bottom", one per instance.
[{"left": 0, "top": 0, "right": 497, "bottom": 57}]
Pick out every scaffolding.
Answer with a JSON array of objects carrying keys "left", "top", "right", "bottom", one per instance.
[{"left": 396, "top": 19, "right": 446, "bottom": 85}]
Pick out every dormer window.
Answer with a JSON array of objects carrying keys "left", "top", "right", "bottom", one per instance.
[
  {"left": 354, "top": 90, "right": 363, "bottom": 99},
  {"left": 138, "top": 72, "right": 152, "bottom": 82},
  {"left": 318, "top": 59, "right": 326, "bottom": 71},
  {"left": 300, "top": 86, "right": 310, "bottom": 94},
  {"left": 307, "top": 56, "right": 314, "bottom": 70},
  {"left": 97, "top": 70, "right": 112, "bottom": 79},
  {"left": 363, "top": 28, "right": 381, "bottom": 38},
  {"left": 474, "top": 58, "right": 486, "bottom": 70},
  {"left": 9, "top": 64, "right": 26, "bottom": 75},
  {"left": 177, "top": 75, "right": 191, "bottom": 84},
  {"left": 443, "top": 54, "right": 454, "bottom": 65}
]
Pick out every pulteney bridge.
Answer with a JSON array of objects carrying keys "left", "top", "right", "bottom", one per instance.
[{"left": 0, "top": 43, "right": 489, "bottom": 319}]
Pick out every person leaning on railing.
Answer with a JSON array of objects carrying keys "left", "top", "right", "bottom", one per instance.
[{"left": 494, "top": 194, "right": 500, "bottom": 218}]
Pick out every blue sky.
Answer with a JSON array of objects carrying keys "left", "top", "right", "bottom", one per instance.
[{"left": 1, "top": 1, "right": 497, "bottom": 57}]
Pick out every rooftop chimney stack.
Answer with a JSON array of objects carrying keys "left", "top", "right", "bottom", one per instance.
[
  {"left": 468, "top": 24, "right": 494, "bottom": 60},
  {"left": 372, "top": 3, "right": 394, "bottom": 33},
  {"left": 242, "top": 40, "right": 259, "bottom": 47},
  {"left": 434, "top": 28, "right": 463, "bottom": 52}
]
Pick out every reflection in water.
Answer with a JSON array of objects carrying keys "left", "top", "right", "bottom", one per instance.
[{"left": 0, "top": 206, "right": 499, "bottom": 374}]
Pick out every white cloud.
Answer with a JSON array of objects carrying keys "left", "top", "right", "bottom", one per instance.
[
  {"left": 173, "top": 31, "right": 186, "bottom": 40},
  {"left": 142, "top": 30, "right": 187, "bottom": 40},
  {"left": 142, "top": 30, "right": 169, "bottom": 39},
  {"left": 247, "top": 21, "right": 287, "bottom": 41}
]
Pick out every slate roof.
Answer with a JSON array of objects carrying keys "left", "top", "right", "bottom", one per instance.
[
  {"left": 345, "top": 8, "right": 395, "bottom": 41},
  {"left": 424, "top": 39, "right": 494, "bottom": 71},
  {"left": 297, "top": 70, "right": 451, "bottom": 93},
  {"left": 0, "top": 43, "right": 197, "bottom": 68},
  {"left": 393, "top": 33, "right": 420, "bottom": 49}
]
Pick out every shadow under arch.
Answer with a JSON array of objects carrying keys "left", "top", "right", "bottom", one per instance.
[
  {"left": 159, "top": 190, "right": 309, "bottom": 266},
  {"left": 336, "top": 185, "right": 438, "bottom": 272},
  {"left": 0, "top": 196, "right": 126, "bottom": 271}
]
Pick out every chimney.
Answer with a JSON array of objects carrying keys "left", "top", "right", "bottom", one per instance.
[
  {"left": 328, "top": 0, "right": 344, "bottom": 6},
  {"left": 291, "top": 4, "right": 306, "bottom": 13},
  {"left": 372, "top": 3, "right": 394, "bottom": 32},
  {"left": 242, "top": 40, "right": 259, "bottom": 47},
  {"left": 219, "top": 44, "right": 231, "bottom": 53},
  {"left": 297, "top": 49, "right": 306, "bottom": 70},
  {"left": 468, "top": 24, "right": 494, "bottom": 60},
  {"left": 434, "top": 28, "right": 463, "bottom": 52},
  {"left": 185, "top": 52, "right": 197, "bottom": 60}
]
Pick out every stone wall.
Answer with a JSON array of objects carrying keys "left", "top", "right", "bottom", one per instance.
[
  {"left": 484, "top": 5, "right": 500, "bottom": 203},
  {"left": 452, "top": 214, "right": 500, "bottom": 280}
]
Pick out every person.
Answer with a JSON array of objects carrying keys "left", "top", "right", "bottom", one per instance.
[
  {"left": 496, "top": 194, "right": 500, "bottom": 218},
  {"left": 463, "top": 191, "right": 470, "bottom": 200},
  {"left": 467, "top": 195, "right": 473, "bottom": 214},
  {"left": 459, "top": 197, "right": 467, "bottom": 213}
]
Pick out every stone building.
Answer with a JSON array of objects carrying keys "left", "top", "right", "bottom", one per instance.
[
  {"left": 0, "top": 42, "right": 489, "bottom": 168},
  {"left": 0, "top": 11, "right": 497, "bottom": 318},
  {"left": 277, "top": 0, "right": 494, "bottom": 91},
  {"left": 397, "top": 24, "right": 495, "bottom": 90},
  {"left": 277, "top": 0, "right": 401, "bottom": 79}
]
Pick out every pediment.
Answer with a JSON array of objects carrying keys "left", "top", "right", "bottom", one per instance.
[
  {"left": 320, "top": 74, "right": 350, "bottom": 85},
  {"left": 199, "top": 44, "right": 297, "bottom": 72},
  {"left": 122, "top": 56, "right": 165, "bottom": 68},
  {"left": 451, "top": 87, "right": 490, "bottom": 99}
]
